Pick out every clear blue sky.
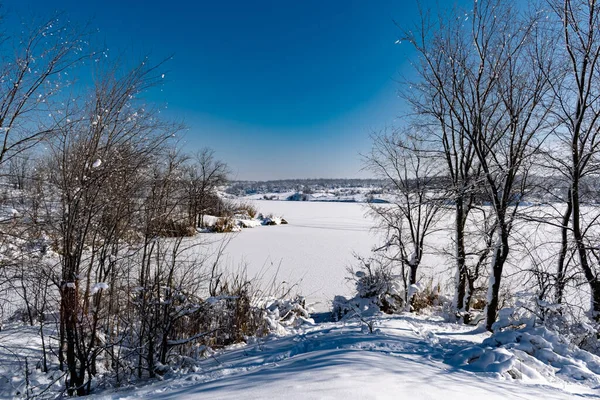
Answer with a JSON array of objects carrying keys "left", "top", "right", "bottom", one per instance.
[{"left": 10, "top": 0, "right": 456, "bottom": 180}]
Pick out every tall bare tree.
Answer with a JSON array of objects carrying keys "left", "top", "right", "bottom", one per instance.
[
  {"left": 546, "top": 0, "right": 600, "bottom": 319},
  {"left": 47, "top": 58, "right": 177, "bottom": 395},
  {"left": 403, "top": 0, "right": 555, "bottom": 329}
]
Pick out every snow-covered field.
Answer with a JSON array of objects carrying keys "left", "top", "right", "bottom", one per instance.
[
  {"left": 203, "top": 200, "right": 384, "bottom": 311},
  {"left": 203, "top": 201, "right": 592, "bottom": 316},
  {"left": 3, "top": 314, "right": 597, "bottom": 399},
  {"left": 3, "top": 201, "right": 600, "bottom": 399}
]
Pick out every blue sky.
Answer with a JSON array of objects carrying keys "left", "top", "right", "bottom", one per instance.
[{"left": 11, "top": 0, "right": 451, "bottom": 180}]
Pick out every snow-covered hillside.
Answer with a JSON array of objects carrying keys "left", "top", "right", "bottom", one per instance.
[{"left": 80, "top": 314, "right": 597, "bottom": 399}]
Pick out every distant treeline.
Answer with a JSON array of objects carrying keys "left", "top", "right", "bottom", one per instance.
[{"left": 225, "top": 178, "right": 387, "bottom": 195}]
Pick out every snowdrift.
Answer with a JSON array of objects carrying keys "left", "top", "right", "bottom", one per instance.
[{"left": 451, "top": 325, "right": 600, "bottom": 385}]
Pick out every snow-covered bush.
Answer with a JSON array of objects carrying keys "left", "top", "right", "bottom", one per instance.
[
  {"left": 179, "top": 276, "right": 313, "bottom": 351},
  {"left": 332, "top": 256, "right": 404, "bottom": 320},
  {"left": 261, "top": 214, "right": 284, "bottom": 226},
  {"left": 451, "top": 325, "right": 600, "bottom": 384},
  {"left": 491, "top": 295, "right": 600, "bottom": 355},
  {"left": 237, "top": 218, "right": 261, "bottom": 228},
  {"left": 449, "top": 294, "right": 600, "bottom": 384},
  {"left": 409, "top": 280, "right": 449, "bottom": 313},
  {"left": 212, "top": 215, "right": 241, "bottom": 233},
  {"left": 235, "top": 202, "right": 258, "bottom": 219},
  {"left": 286, "top": 192, "right": 310, "bottom": 201},
  {"left": 333, "top": 256, "right": 454, "bottom": 321},
  {"left": 258, "top": 296, "right": 314, "bottom": 334},
  {"left": 536, "top": 302, "right": 600, "bottom": 355},
  {"left": 491, "top": 306, "right": 537, "bottom": 332}
]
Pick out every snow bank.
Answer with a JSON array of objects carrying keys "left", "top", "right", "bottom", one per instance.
[
  {"left": 201, "top": 215, "right": 285, "bottom": 231},
  {"left": 200, "top": 215, "right": 221, "bottom": 227},
  {"left": 451, "top": 325, "right": 600, "bottom": 385},
  {"left": 237, "top": 218, "right": 261, "bottom": 228}
]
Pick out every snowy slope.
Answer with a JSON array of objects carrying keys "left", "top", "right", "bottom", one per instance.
[{"left": 96, "top": 315, "right": 597, "bottom": 400}]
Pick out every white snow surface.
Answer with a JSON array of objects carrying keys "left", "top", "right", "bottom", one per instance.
[
  {"left": 1, "top": 314, "right": 597, "bottom": 399},
  {"left": 203, "top": 201, "right": 383, "bottom": 311},
  {"left": 85, "top": 314, "right": 595, "bottom": 399}
]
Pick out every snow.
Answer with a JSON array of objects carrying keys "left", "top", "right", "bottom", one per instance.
[
  {"left": 200, "top": 215, "right": 221, "bottom": 228},
  {"left": 92, "top": 159, "right": 102, "bottom": 168},
  {"left": 202, "top": 201, "right": 382, "bottom": 312},
  {"left": 3, "top": 202, "right": 600, "bottom": 398},
  {"left": 86, "top": 314, "right": 594, "bottom": 399},
  {"left": 92, "top": 282, "right": 109, "bottom": 293},
  {"left": 198, "top": 202, "right": 599, "bottom": 319},
  {"left": 1, "top": 314, "right": 596, "bottom": 399},
  {"left": 453, "top": 324, "right": 600, "bottom": 385},
  {"left": 0, "top": 323, "right": 65, "bottom": 398}
]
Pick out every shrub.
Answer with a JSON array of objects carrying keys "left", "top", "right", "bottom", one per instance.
[
  {"left": 332, "top": 256, "right": 404, "bottom": 320},
  {"left": 212, "top": 216, "right": 239, "bottom": 233},
  {"left": 286, "top": 192, "right": 309, "bottom": 201},
  {"left": 204, "top": 192, "right": 230, "bottom": 217},
  {"left": 172, "top": 275, "right": 312, "bottom": 351},
  {"left": 236, "top": 203, "right": 258, "bottom": 219},
  {"left": 410, "top": 280, "right": 442, "bottom": 312},
  {"left": 471, "top": 297, "right": 487, "bottom": 310},
  {"left": 148, "top": 218, "right": 196, "bottom": 237}
]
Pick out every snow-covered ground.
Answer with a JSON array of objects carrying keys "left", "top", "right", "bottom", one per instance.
[
  {"left": 79, "top": 314, "right": 597, "bottom": 399},
  {"left": 3, "top": 201, "right": 600, "bottom": 399},
  {"left": 203, "top": 201, "right": 594, "bottom": 315},
  {"left": 203, "top": 200, "right": 384, "bottom": 312},
  {"left": 2, "top": 313, "right": 599, "bottom": 399}
]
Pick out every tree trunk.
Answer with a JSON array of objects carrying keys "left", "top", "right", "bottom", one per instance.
[
  {"left": 556, "top": 189, "right": 572, "bottom": 305},
  {"left": 485, "top": 228, "right": 509, "bottom": 331},
  {"left": 454, "top": 198, "right": 468, "bottom": 312},
  {"left": 408, "top": 262, "right": 419, "bottom": 310},
  {"left": 571, "top": 171, "right": 600, "bottom": 320},
  {"left": 63, "top": 284, "right": 85, "bottom": 395},
  {"left": 463, "top": 276, "right": 475, "bottom": 324}
]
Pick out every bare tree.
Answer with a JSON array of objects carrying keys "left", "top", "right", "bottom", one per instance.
[
  {"left": 0, "top": 14, "right": 90, "bottom": 167},
  {"left": 399, "top": 10, "right": 484, "bottom": 319},
  {"left": 6, "top": 152, "right": 30, "bottom": 190},
  {"left": 46, "top": 57, "right": 177, "bottom": 395},
  {"left": 403, "top": 0, "right": 555, "bottom": 329},
  {"left": 544, "top": 0, "right": 600, "bottom": 321},
  {"left": 365, "top": 130, "right": 446, "bottom": 308},
  {"left": 183, "top": 148, "right": 229, "bottom": 228}
]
